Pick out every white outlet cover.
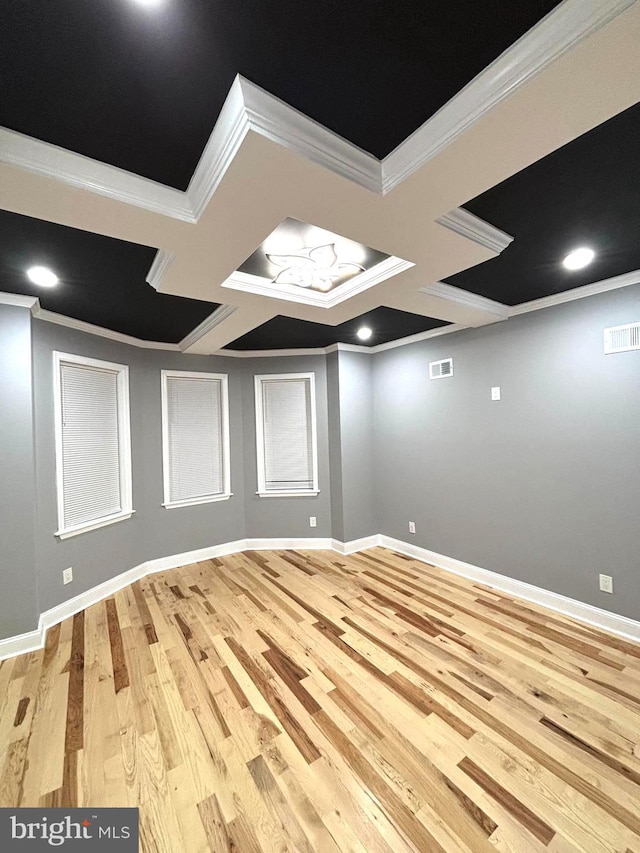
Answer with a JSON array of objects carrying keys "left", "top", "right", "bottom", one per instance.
[
  {"left": 309, "top": 516, "right": 317, "bottom": 528},
  {"left": 63, "top": 567, "right": 73, "bottom": 585},
  {"left": 599, "top": 573, "right": 613, "bottom": 593},
  {"left": 409, "top": 521, "right": 416, "bottom": 534},
  {"left": 491, "top": 386, "right": 501, "bottom": 401}
]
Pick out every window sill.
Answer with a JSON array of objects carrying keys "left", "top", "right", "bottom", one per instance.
[
  {"left": 256, "top": 490, "right": 320, "bottom": 498},
  {"left": 162, "top": 493, "right": 233, "bottom": 509},
  {"left": 55, "top": 510, "right": 135, "bottom": 540}
]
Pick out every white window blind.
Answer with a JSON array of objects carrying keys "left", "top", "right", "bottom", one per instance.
[
  {"left": 54, "top": 353, "right": 132, "bottom": 538},
  {"left": 162, "top": 371, "right": 230, "bottom": 507},
  {"left": 255, "top": 374, "right": 318, "bottom": 495}
]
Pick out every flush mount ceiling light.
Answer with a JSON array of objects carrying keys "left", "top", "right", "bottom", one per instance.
[
  {"left": 26, "top": 265, "right": 59, "bottom": 287},
  {"left": 357, "top": 326, "right": 373, "bottom": 341},
  {"left": 266, "top": 244, "right": 364, "bottom": 293},
  {"left": 226, "top": 216, "right": 414, "bottom": 309},
  {"left": 562, "top": 247, "right": 595, "bottom": 270}
]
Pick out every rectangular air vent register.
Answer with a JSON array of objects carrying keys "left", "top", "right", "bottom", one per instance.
[
  {"left": 604, "top": 322, "right": 640, "bottom": 354},
  {"left": 429, "top": 358, "right": 453, "bottom": 380}
]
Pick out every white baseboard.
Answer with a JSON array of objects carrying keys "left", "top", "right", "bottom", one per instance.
[
  {"left": 1, "top": 534, "right": 638, "bottom": 660},
  {"left": 331, "top": 535, "right": 381, "bottom": 555},
  {"left": 378, "top": 535, "right": 640, "bottom": 645}
]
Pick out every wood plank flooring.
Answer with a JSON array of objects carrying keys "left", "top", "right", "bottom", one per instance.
[{"left": 1, "top": 547, "right": 640, "bottom": 851}]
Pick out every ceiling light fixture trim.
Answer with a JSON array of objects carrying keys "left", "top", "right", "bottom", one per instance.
[{"left": 222, "top": 256, "right": 415, "bottom": 309}]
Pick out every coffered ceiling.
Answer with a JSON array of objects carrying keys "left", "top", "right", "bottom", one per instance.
[{"left": 1, "top": 0, "right": 639, "bottom": 351}]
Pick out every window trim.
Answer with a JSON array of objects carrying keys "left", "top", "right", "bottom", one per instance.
[
  {"left": 53, "top": 351, "right": 133, "bottom": 540},
  {"left": 160, "top": 369, "right": 231, "bottom": 509},
  {"left": 254, "top": 372, "right": 319, "bottom": 498}
]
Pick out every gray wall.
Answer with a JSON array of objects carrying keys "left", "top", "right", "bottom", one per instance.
[
  {"left": 241, "top": 355, "right": 333, "bottom": 539},
  {"left": 335, "top": 351, "right": 377, "bottom": 541},
  {"left": 0, "top": 305, "right": 38, "bottom": 637},
  {"left": 31, "top": 320, "right": 247, "bottom": 616},
  {"left": 373, "top": 285, "right": 640, "bottom": 619},
  {"left": 3, "top": 280, "right": 640, "bottom": 640},
  {"left": 326, "top": 350, "right": 344, "bottom": 542}
]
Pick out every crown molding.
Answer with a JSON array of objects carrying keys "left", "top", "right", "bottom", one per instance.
[
  {"left": 420, "top": 281, "right": 510, "bottom": 318},
  {"left": 179, "top": 304, "right": 238, "bottom": 351},
  {"left": 218, "top": 346, "right": 329, "bottom": 358},
  {"left": 0, "top": 291, "right": 38, "bottom": 309},
  {"left": 186, "top": 77, "right": 251, "bottom": 221},
  {"left": 0, "top": 127, "right": 195, "bottom": 222},
  {"left": 436, "top": 208, "right": 513, "bottom": 254},
  {"left": 381, "top": 0, "right": 636, "bottom": 192},
  {"left": 32, "top": 305, "right": 179, "bottom": 350},
  {"left": 327, "top": 342, "right": 370, "bottom": 354},
  {"left": 238, "top": 77, "right": 381, "bottom": 195},
  {"left": 146, "top": 249, "right": 176, "bottom": 291},
  {"left": 368, "top": 323, "right": 468, "bottom": 353},
  {"left": 217, "top": 325, "right": 467, "bottom": 357},
  {"left": 509, "top": 268, "right": 640, "bottom": 316},
  {"left": 22, "top": 265, "right": 639, "bottom": 358},
  {"left": 2, "top": 0, "right": 631, "bottom": 227}
]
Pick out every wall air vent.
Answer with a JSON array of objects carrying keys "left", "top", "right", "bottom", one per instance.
[
  {"left": 604, "top": 322, "right": 640, "bottom": 354},
  {"left": 429, "top": 358, "right": 453, "bottom": 380}
]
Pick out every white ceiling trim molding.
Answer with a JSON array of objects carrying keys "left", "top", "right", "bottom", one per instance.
[
  {"left": 186, "top": 76, "right": 381, "bottom": 222},
  {"left": 11, "top": 266, "right": 640, "bottom": 358},
  {"left": 221, "top": 256, "right": 414, "bottom": 309},
  {"left": 0, "top": 127, "right": 194, "bottom": 223},
  {"left": 509, "top": 268, "right": 640, "bottom": 316},
  {"left": 420, "top": 281, "right": 510, "bottom": 319},
  {"left": 186, "top": 77, "right": 251, "bottom": 221},
  {"left": 366, "top": 323, "right": 468, "bottom": 353},
  {"left": 0, "top": 291, "right": 38, "bottom": 308},
  {"left": 1, "top": 0, "right": 633, "bottom": 229},
  {"left": 31, "top": 304, "right": 179, "bottom": 350},
  {"left": 436, "top": 208, "right": 513, "bottom": 254},
  {"left": 179, "top": 304, "right": 238, "bottom": 351},
  {"left": 381, "top": 0, "right": 635, "bottom": 193},
  {"left": 146, "top": 249, "right": 176, "bottom": 291},
  {"left": 237, "top": 77, "right": 381, "bottom": 195},
  {"left": 216, "top": 327, "right": 469, "bottom": 358},
  {"left": 216, "top": 346, "right": 329, "bottom": 358}
]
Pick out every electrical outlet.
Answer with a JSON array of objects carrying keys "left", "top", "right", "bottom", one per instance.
[
  {"left": 309, "top": 516, "right": 317, "bottom": 528},
  {"left": 599, "top": 573, "right": 613, "bottom": 594},
  {"left": 491, "top": 386, "right": 501, "bottom": 401},
  {"left": 408, "top": 521, "right": 416, "bottom": 534},
  {"left": 63, "top": 567, "right": 73, "bottom": 585}
]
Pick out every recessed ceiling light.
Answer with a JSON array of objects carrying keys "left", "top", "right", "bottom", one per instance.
[
  {"left": 133, "top": 0, "right": 162, "bottom": 6},
  {"left": 562, "top": 247, "right": 595, "bottom": 270},
  {"left": 357, "top": 326, "right": 372, "bottom": 341},
  {"left": 26, "top": 266, "right": 59, "bottom": 288}
]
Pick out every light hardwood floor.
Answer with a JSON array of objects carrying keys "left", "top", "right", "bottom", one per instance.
[{"left": 1, "top": 548, "right": 640, "bottom": 851}]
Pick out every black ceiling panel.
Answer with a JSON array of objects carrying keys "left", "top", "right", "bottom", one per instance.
[
  {"left": 0, "top": 210, "right": 216, "bottom": 342},
  {"left": 1, "top": 1, "right": 560, "bottom": 189},
  {"left": 228, "top": 308, "right": 449, "bottom": 350},
  {"left": 447, "top": 103, "right": 640, "bottom": 305}
]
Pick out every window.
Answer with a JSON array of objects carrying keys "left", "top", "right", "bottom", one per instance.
[
  {"left": 254, "top": 373, "right": 318, "bottom": 497},
  {"left": 53, "top": 352, "right": 133, "bottom": 539},
  {"left": 161, "top": 370, "right": 231, "bottom": 508}
]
